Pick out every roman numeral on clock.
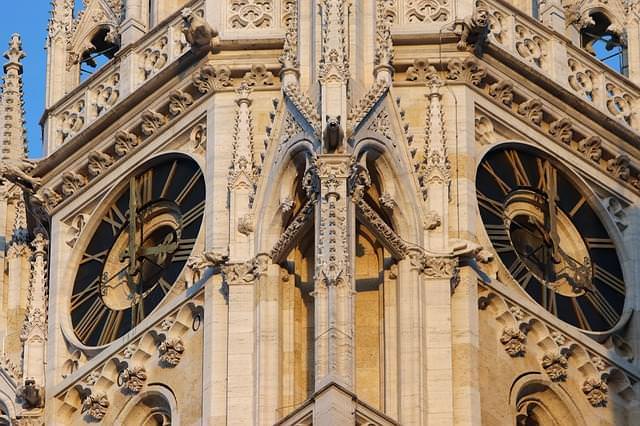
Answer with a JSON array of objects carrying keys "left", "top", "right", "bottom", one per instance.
[
  {"left": 584, "top": 288, "right": 619, "bottom": 327},
  {"left": 481, "top": 162, "right": 512, "bottom": 194},
  {"left": 80, "top": 249, "right": 109, "bottom": 265},
  {"left": 182, "top": 200, "right": 205, "bottom": 228},
  {"left": 593, "top": 264, "right": 625, "bottom": 295},
  {"left": 102, "top": 204, "right": 126, "bottom": 236},
  {"left": 175, "top": 169, "right": 204, "bottom": 204},
  {"left": 71, "top": 277, "right": 101, "bottom": 311},
  {"left": 585, "top": 237, "right": 616, "bottom": 250},
  {"left": 75, "top": 298, "right": 108, "bottom": 342},
  {"left": 97, "top": 309, "right": 124, "bottom": 346},
  {"left": 173, "top": 238, "right": 197, "bottom": 263},
  {"left": 505, "top": 150, "right": 531, "bottom": 187},
  {"left": 485, "top": 224, "right": 514, "bottom": 253},
  {"left": 477, "top": 191, "right": 505, "bottom": 219}
]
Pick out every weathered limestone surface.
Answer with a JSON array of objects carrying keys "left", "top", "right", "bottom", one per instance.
[{"left": 0, "top": 0, "right": 639, "bottom": 424}]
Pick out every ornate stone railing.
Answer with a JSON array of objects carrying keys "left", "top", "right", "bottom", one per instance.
[
  {"left": 480, "top": 0, "right": 640, "bottom": 133},
  {"left": 46, "top": 0, "right": 204, "bottom": 150}
]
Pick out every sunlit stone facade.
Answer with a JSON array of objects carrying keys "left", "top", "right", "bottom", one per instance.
[{"left": 1, "top": 0, "right": 640, "bottom": 424}]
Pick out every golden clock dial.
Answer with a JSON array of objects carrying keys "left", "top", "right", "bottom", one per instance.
[
  {"left": 476, "top": 145, "right": 625, "bottom": 332},
  {"left": 70, "top": 156, "right": 205, "bottom": 346}
]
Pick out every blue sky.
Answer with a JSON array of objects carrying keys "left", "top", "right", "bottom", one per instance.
[{"left": 1, "top": 4, "right": 50, "bottom": 159}]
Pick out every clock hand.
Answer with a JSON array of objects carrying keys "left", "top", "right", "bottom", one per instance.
[
  {"left": 138, "top": 241, "right": 178, "bottom": 258},
  {"left": 100, "top": 264, "right": 130, "bottom": 292},
  {"left": 543, "top": 162, "right": 562, "bottom": 264}
]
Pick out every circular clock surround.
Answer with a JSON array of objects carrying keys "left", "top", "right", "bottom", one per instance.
[
  {"left": 476, "top": 143, "right": 628, "bottom": 334},
  {"left": 69, "top": 155, "right": 205, "bottom": 347}
]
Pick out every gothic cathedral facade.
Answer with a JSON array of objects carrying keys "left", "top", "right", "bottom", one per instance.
[{"left": 1, "top": 0, "right": 640, "bottom": 424}]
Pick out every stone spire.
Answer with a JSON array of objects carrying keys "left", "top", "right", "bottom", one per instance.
[
  {"left": 47, "top": 0, "right": 73, "bottom": 40},
  {"left": 1, "top": 34, "right": 27, "bottom": 163}
]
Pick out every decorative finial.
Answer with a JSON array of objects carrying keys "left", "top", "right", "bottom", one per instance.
[{"left": 4, "top": 33, "right": 25, "bottom": 70}]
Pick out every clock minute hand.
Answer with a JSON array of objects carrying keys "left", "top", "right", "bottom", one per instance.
[{"left": 543, "top": 162, "right": 561, "bottom": 264}]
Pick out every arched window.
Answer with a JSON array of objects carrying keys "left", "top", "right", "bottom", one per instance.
[
  {"left": 79, "top": 27, "right": 120, "bottom": 81},
  {"left": 581, "top": 12, "right": 628, "bottom": 76},
  {"left": 117, "top": 389, "right": 175, "bottom": 425}
]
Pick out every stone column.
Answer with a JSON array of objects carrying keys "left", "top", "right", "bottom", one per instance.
[
  {"left": 313, "top": 155, "right": 355, "bottom": 392},
  {"left": 396, "top": 257, "right": 422, "bottom": 424},
  {"left": 223, "top": 259, "right": 259, "bottom": 426},
  {"left": 626, "top": 15, "right": 640, "bottom": 85},
  {"left": 421, "top": 72, "right": 455, "bottom": 425},
  {"left": 256, "top": 259, "right": 280, "bottom": 424},
  {"left": 21, "top": 234, "right": 48, "bottom": 388},
  {"left": 202, "top": 274, "right": 228, "bottom": 425},
  {"left": 228, "top": 84, "right": 255, "bottom": 262},
  {"left": 120, "top": 0, "right": 148, "bottom": 47}
]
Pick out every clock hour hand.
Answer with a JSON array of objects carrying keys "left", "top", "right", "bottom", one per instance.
[{"left": 138, "top": 241, "right": 178, "bottom": 258}]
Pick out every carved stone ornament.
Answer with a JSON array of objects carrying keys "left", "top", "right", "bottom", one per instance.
[
  {"left": 577, "top": 136, "right": 602, "bottom": 162},
  {"left": 455, "top": 5, "right": 490, "bottom": 55},
  {"left": 190, "top": 122, "right": 207, "bottom": 152},
  {"left": 158, "top": 338, "right": 185, "bottom": 367},
  {"left": 500, "top": 327, "right": 527, "bottom": 357},
  {"left": 541, "top": 352, "right": 568, "bottom": 382},
  {"left": 168, "top": 90, "right": 194, "bottom": 116},
  {"left": 193, "top": 62, "right": 232, "bottom": 94},
  {"left": 185, "top": 251, "right": 228, "bottom": 285},
  {"left": 82, "top": 392, "right": 109, "bottom": 420},
  {"left": 517, "top": 98, "right": 543, "bottom": 125},
  {"left": 424, "top": 210, "right": 442, "bottom": 230},
  {"left": 87, "top": 150, "right": 114, "bottom": 176},
  {"left": 488, "top": 80, "right": 514, "bottom": 106},
  {"left": 140, "top": 110, "right": 168, "bottom": 136},
  {"left": 405, "top": 59, "right": 438, "bottom": 82},
  {"left": 119, "top": 366, "right": 147, "bottom": 393},
  {"left": 114, "top": 130, "right": 140, "bottom": 157},
  {"left": 582, "top": 377, "right": 608, "bottom": 407},
  {"left": 223, "top": 255, "right": 270, "bottom": 284},
  {"left": 17, "top": 379, "right": 44, "bottom": 409},
  {"left": 243, "top": 64, "right": 275, "bottom": 86},
  {"left": 549, "top": 118, "right": 573, "bottom": 144},
  {"left": 447, "top": 57, "right": 487, "bottom": 86},
  {"left": 0, "top": 158, "right": 42, "bottom": 192},
  {"left": 607, "top": 154, "right": 630, "bottom": 181},
  {"left": 409, "top": 250, "right": 457, "bottom": 278},
  {"left": 238, "top": 213, "right": 255, "bottom": 235},
  {"left": 61, "top": 171, "right": 88, "bottom": 196},
  {"left": 475, "top": 114, "right": 496, "bottom": 146},
  {"left": 33, "top": 187, "right": 62, "bottom": 213},
  {"left": 181, "top": 7, "right": 219, "bottom": 51}
]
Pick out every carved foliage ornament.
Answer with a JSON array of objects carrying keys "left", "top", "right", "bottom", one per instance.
[
  {"left": 500, "top": 327, "right": 527, "bottom": 357},
  {"left": 582, "top": 377, "right": 608, "bottom": 407},
  {"left": 82, "top": 393, "right": 109, "bottom": 420},
  {"left": 541, "top": 352, "right": 568, "bottom": 382},
  {"left": 193, "top": 63, "right": 232, "bottom": 93},
  {"left": 119, "top": 366, "right": 147, "bottom": 393},
  {"left": 158, "top": 338, "right": 185, "bottom": 367}
]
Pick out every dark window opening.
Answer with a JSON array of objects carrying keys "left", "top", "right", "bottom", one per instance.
[
  {"left": 532, "top": 0, "right": 539, "bottom": 20},
  {"left": 581, "top": 12, "right": 628, "bottom": 76},
  {"left": 79, "top": 28, "right": 119, "bottom": 81}
]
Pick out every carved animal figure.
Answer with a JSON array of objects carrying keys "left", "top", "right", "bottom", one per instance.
[
  {"left": 0, "top": 158, "right": 42, "bottom": 192},
  {"left": 323, "top": 115, "right": 344, "bottom": 153},
  {"left": 457, "top": 7, "right": 490, "bottom": 56},
  {"left": 185, "top": 251, "right": 228, "bottom": 285},
  {"left": 182, "top": 8, "right": 219, "bottom": 51}
]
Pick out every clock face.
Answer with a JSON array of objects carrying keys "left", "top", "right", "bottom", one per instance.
[
  {"left": 476, "top": 145, "right": 626, "bottom": 332},
  {"left": 70, "top": 156, "right": 205, "bottom": 346}
]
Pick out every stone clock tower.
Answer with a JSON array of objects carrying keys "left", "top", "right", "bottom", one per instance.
[{"left": 1, "top": 0, "right": 640, "bottom": 424}]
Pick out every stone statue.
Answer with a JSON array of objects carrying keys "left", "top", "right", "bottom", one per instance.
[
  {"left": 456, "top": 6, "right": 490, "bottom": 56},
  {"left": 181, "top": 8, "right": 219, "bottom": 51},
  {"left": 323, "top": 115, "right": 344, "bottom": 153},
  {"left": 0, "top": 158, "right": 42, "bottom": 192}
]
